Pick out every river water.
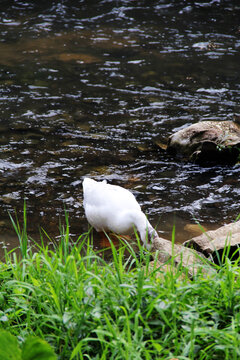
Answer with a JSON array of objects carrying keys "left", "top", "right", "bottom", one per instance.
[{"left": 0, "top": 0, "right": 240, "bottom": 250}]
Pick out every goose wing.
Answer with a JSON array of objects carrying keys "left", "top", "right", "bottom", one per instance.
[{"left": 83, "top": 178, "right": 142, "bottom": 232}]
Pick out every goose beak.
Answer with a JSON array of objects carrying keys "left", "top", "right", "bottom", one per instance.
[{"left": 146, "top": 228, "right": 158, "bottom": 250}]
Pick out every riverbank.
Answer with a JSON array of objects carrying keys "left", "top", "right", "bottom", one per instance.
[{"left": 0, "top": 214, "right": 240, "bottom": 359}]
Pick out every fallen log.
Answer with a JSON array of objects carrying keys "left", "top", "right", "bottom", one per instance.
[
  {"left": 184, "top": 220, "right": 240, "bottom": 264},
  {"left": 152, "top": 236, "right": 214, "bottom": 278}
]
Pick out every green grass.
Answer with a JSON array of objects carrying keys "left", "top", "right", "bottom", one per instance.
[{"left": 0, "top": 212, "right": 240, "bottom": 359}]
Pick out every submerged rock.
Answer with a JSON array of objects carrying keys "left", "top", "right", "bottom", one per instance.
[
  {"left": 167, "top": 120, "right": 240, "bottom": 164},
  {"left": 184, "top": 223, "right": 207, "bottom": 238},
  {"left": 184, "top": 220, "right": 240, "bottom": 265}
]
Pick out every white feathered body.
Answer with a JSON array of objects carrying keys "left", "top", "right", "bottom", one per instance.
[{"left": 83, "top": 178, "right": 156, "bottom": 247}]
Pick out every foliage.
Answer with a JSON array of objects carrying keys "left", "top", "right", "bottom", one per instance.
[
  {"left": 0, "top": 330, "right": 56, "bottom": 360},
  {"left": 0, "top": 211, "right": 240, "bottom": 359}
]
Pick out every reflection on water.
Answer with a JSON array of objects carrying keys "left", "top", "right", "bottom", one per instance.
[{"left": 0, "top": 1, "right": 240, "bottom": 252}]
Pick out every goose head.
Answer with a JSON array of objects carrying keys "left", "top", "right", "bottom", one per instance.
[{"left": 132, "top": 211, "right": 158, "bottom": 249}]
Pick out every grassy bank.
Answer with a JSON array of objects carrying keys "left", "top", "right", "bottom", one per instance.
[{"left": 0, "top": 212, "right": 240, "bottom": 359}]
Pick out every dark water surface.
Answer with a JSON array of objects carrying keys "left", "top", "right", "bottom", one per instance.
[{"left": 0, "top": 0, "right": 240, "bottom": 250}]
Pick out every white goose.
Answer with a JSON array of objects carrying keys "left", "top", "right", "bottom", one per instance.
[{"left": 82, "top": 177, "right": 158, "bottom": 248}]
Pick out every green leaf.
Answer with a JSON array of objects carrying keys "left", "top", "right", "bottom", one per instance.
[
  {"left": 0, "top": 331, "right": 21, "bottom": 360},
  {"left": 22, "top": 337, "right": 56, "bottom": 360},
  {"left": 152, "top": 342, "right": 162, "bottom": 353}
]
